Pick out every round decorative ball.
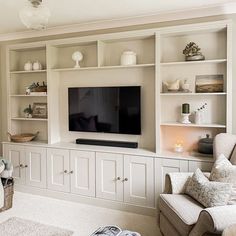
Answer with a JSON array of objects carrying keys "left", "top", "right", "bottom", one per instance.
[{"left": 72, "top": 51, "right": 83, "bottom": 68}]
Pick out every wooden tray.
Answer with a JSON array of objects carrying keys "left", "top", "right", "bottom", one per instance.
[{"left": 7, "top": 132, "right": 39, "bottom": 143}]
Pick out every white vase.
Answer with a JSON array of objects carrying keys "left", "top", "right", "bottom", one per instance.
[
  {"left": 195, "top": 110, "right": 202, "bottom": 124},
  {"left": 33, "top": 61, "right": 42, "bottom": 70},
  {"left": 24, "top": 61, "right": 33, "bottom": 71},
  {"left": 120, "top": 51, "right": 137, "bottom": 66}
]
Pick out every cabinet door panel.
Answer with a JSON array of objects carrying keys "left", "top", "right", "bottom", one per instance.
[
  {"left": 47, "top": 148, "right": 70, "bottom": 192},
  {"left": 25, "top": 146, "right": 47, "bottom": 188},
  {"left": 96, "top": 152, "right": 123, "bottom": 201},
  {"left": 70, "top": 150, "right": 95, "bottom": 197},
  {"left": 124, "top": 155, "right": 154, "bottom": 207},
  {"left": 3, "top": 144, "right": 25, "bottom": 185},
  {"left": 188, "top": 161, "right": 213, "bottom": 172}
]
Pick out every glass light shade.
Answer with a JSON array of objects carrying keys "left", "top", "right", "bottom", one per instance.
[{"left": 19, "top": 2, "right": 50, "bottom": 30}]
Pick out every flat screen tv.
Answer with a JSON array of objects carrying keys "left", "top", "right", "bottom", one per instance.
[{"left": 68, "top": 86, "right": 141, "bottom": 135}]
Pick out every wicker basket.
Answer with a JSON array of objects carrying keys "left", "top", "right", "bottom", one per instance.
[
  {"left": 0, "top": 178, "right": 14, "bottom": 212},
  {"left": 8, "top": 132, "right": 39, "bottom": 143}
]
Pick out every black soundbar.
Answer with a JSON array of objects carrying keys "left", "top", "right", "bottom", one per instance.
[{"left": 76, "top": 139, "right": 138, "bottom": 148}]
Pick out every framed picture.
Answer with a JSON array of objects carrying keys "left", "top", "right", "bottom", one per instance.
[
  {"left": 32, "top": 103, "right": 47, "bottom": 118},
  {"left": 195, "top": 74, "right": 224, "bottom": 93}
]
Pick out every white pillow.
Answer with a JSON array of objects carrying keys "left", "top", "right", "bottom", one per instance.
[
  {"left": 210, "top": 154, "right": 236, "bottom": 204},
  {"left": 185, "top": 168, "right": 232, "bottom": 208}
]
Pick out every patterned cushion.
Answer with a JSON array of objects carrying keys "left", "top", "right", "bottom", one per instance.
[
  {"left": 185, "top": 168, "right": 232, "bottom": 208},
  {"left": 210, "top": 154, "right": 236, "bottom": 204}
]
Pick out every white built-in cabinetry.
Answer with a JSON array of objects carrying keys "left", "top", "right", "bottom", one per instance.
[{"left": 2, "top": 20, "right": 232, "bottom": 215}]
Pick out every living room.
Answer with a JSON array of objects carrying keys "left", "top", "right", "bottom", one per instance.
[{"left": 0, "top": 0, "right": 236, "bottom": 236}]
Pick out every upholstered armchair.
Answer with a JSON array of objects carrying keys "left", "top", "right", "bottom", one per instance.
[{"left": 159, "top": 133, "right": 236, "bottom": 236}]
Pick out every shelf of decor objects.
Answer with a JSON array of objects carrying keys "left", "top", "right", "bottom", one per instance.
[
  {"left": 160, "top": 122, "right": 226, "bottom": 128},
  {"left": 160, "top": 92, "right": 227, "bottom": 96},
  {"left": 10, "top": 70, "right": 47, "bottom": 74},
  {"left": 51, "top": 63, "right": 155, "bottom": 72},
  {"left": 11, "top": 117, "right": 48, "bottom": 122},
  {"left": 160, "top": 59, "right": 227, "bottom": 66}
]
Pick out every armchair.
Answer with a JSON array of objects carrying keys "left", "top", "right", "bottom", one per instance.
[{"left": 159, "top": 133, "right": 236, "bottom": 236}]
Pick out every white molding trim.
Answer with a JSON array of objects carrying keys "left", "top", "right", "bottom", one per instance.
[{"left": 0, "top": 2, "right": 236, "bottom": 41}]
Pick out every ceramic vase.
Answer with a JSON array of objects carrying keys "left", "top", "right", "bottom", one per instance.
[{"left": 24, "top": 61, "right": 33, "bottom": 71}]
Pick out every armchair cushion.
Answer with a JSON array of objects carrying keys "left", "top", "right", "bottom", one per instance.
[{"left": 160, "top": 194, "right": 204, "bottom": 236}]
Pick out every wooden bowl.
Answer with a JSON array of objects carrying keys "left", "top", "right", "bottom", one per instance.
[{"left": 7, "top": 132, "right": 39, "bottom": 143}]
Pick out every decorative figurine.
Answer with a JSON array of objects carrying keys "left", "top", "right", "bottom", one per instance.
[
  {"left": 180, "top": 103, "right": 191, "bottom": 124},
  {"left": 72, "top": 51, "right": 83, "bottom": 68},
  {"left": 183, "top": 42, "right": 205, "bottom": 61}
]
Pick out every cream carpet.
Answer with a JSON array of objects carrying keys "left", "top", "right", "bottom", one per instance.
[
  {"left": 0, "top": 217, "right": 73, "bottom": 236},
  {"left": 0, "top": 192, "right": 160, "bottom": 236}
]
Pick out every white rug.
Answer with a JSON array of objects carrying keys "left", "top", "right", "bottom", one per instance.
[{"left": 0, "top": 217, "right": 73, "bottom": 236}]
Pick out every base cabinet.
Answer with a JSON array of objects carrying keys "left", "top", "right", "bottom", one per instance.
[
  {"left": 70, "top": 150, "right": 95, "bottom": 197},
  {"left": 96, "top": 152, "right": 155, "bottom": 207},
  {"left": 124, "top": 155, "right": 154, "bottom": 207},
  {"left": 47, "top": 148, "right": 70, "bottom": 192},
  {"left": 3, "top": 144, "right": 47, "bottom": 188},
  {"left": 96, "top": 152, "right": 124, "bottom": 201},
  {"left": 2, "top": 143, "right": 214, "bottom": 213}
]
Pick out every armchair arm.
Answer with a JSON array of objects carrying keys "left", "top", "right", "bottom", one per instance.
[
  {"left": 165, "top": 172, "right": 192, "bottom": 194},
  {"left": 190, "top": 205, "right": 236, "bottom": 236},
  {"left": 165, "top": 172, "right": 211, "bottom": 194}
]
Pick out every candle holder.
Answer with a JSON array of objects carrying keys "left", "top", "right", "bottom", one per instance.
[
  {"left": 174, "top": 141, "right": 184, "bottom": 153},
  {"left": 181, "top": 113, "right": 191, "bottom": 124}
]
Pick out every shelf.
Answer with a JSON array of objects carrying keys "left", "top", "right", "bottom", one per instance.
[
  {"left": 160, "top": 92, "right": 227, "bottom": 96},
  {"left": 10, "top": 94, "right": 47, "bottom": 97},
  {"left": 10, "top": 70, "right": 47, "bottom": 74},
  {"left": 11, "top": 117, "right": 48, "bottom": 122},
  {"left": 52, "top": 63, "right": 155, "bottom": 72},
  {"left": 160, "top": 59, "right": 227, "bottom": 66},
  {"left": 161, "top": 122, "right": 226, "bottom": 128}
]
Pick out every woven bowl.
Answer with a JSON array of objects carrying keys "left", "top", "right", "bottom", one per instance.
[{"left": 7, "top": 132, "right": 39, "bottom": 143}]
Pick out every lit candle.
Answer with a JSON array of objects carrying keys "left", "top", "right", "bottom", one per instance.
[{"left": 174, "top": 141, "right": 184, "bottom": 153}]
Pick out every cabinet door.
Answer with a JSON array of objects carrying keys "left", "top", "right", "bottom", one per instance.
[
  {"left": 70, "top": 150, "right": 95, "bottom": 197},
  {"left": 188, "top": 161, "right": 213, "bottom": 172},
  {"left": 124, "top": 155, "right": 155, "bottom": 207},
  {"left": 96, "top": 152, "right": 123, "bottom": 201},
  {"left": 3, "top": 144, "right": 25, "bottom": 185},
  {"left": 47, "top": 148, "right": 70, "bottom": 192},
  {"left": 155, "top": 158, "right": 188, "bottom": 195},
  {"left": 25, "top": 146, "right": 47, "bottom": 188}
]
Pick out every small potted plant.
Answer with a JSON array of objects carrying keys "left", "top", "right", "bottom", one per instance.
[
  {"left": 23, "top": 104, "right": 33, "bottom": 118},
  {"left": 183, "top": 42, "right": 205, "bottom": 61}
]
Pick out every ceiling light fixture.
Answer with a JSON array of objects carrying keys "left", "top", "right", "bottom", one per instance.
[{"left": 19, "top": 0, "right": 50, "bottom": 30}]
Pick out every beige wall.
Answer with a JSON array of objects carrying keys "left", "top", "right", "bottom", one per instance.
[{"left": 1, "top": 14, "right": 236, "bottom": 153}]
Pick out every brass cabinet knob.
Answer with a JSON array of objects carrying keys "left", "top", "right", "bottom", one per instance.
[
  {"left": 24, "top": 165, "right": 28, "bottom": 168},
  {"left": 116, "top": 177, "right": 121, "bottom": 181},
  {"left": 64, "top": 170, "right": 68, "bottom": 174},
  {"left": 69, "top": 171, "right": 74, "bottom": 174},
  {"left": 123, "top": 178, "right": 128, "bottom": 182},
  {"left": 19, "top": 164, "right": 24, "bottom": 168}
]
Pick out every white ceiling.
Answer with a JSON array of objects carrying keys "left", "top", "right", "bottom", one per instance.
[{"left": 0, "top": 0, "right": 235, "bottom": 34}]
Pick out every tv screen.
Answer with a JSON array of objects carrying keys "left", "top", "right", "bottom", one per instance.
[{"left": 68, "top": 86, "right": 141, "bottom": 135}]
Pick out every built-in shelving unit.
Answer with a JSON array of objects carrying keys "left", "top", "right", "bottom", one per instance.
[
  {"left": 157, "top": 22, "right": 232, "bottom": 153},
  {"left": 7, "top": 43, "right": 48, "bottom": 142},
  {"left": 6, "top": 20, "right": 232, "bottom": 158}
]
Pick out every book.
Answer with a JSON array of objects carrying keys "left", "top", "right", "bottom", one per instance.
[{"left": 90, "top": 226, "right": 141, "bottom": 236}]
